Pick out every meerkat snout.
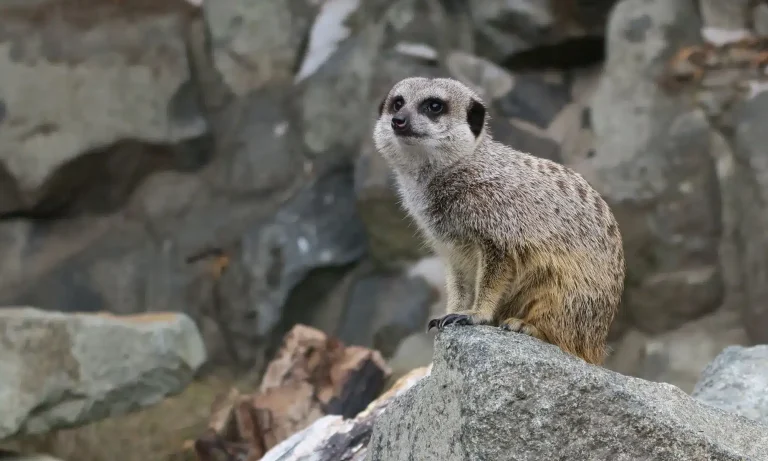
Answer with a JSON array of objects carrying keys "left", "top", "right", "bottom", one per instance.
[
  {"left": 390, "top": 113, "right": 411, "bottom": 135},
  {"left": 373, "top": 77, "right": 489, "bottom": 173}
]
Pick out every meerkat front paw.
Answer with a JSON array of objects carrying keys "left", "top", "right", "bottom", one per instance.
[
  {"left": 426, "top": 311, "right": 492, "bottom": 332},
  {"left": 499, "top": 317, "right": 548, "bottom": 341}
]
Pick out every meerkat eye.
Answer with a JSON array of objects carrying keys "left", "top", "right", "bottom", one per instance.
[
  {"left": 391, "top": 96, "right": 405, "bottom": 112},
  {"left": 423, "top": 98, "right": 445, "bottom": 115}
]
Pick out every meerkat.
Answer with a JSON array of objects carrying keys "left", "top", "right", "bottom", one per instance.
[{"left": 372, "top": 77, "right": 625, "bottom": 365}]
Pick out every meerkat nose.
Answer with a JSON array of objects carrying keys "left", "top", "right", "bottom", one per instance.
[{"left": 391, "top": 114, "right": 409, "bottom": 132}]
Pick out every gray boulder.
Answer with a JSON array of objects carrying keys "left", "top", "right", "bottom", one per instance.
[
  {"left": 587, "top": 0, "right": 723, "bottom": 333},
  {"left": 0, "top": 307, "right": 206, "bottom": 440},
  {"left": 719, "top": 92, "right": 768, "bottom": 344},
  {"left": 692, "top": 344, "right": 768, "bottom": 425},
  {"left": 368, "top": 326, "right": 768, "bottom": 461},
  {"left": 0, "top": 0, "right": 210, "bottom": 215}
]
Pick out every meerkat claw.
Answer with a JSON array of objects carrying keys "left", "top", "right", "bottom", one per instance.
[{"left": 427, "top": 313, "right": 473, "bottom": 332}]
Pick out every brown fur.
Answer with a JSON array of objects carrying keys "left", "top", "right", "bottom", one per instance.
[{"left": 372, "top": 77, "right": 625, "bottom": 365}]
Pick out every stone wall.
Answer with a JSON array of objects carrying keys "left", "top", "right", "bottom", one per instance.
[{"left": 1, "top": 0, "right": 767, "bottom": 392}]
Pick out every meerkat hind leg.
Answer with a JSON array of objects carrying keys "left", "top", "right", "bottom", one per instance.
[{"left": 499, "top": 317, "right": 549, "bottom": 341}]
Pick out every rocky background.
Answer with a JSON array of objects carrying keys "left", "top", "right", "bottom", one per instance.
[{"left": 2, "top": 0, "right": 768, "bottom": 459}]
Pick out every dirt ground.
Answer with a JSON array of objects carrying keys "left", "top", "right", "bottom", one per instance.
[{"left": 3, "top": 370, "right": 247, "bottom": 461}]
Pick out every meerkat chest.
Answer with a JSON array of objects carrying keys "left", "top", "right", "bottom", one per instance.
[{"left": 395, "top": 175, "right": 428, "bottom": 218}]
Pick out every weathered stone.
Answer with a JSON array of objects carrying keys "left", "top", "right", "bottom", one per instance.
[
  {"left": 0, "top": 0, "right": 210, "bottom": 213},
  {"left": 0, "top": 169, "right": 368, "bottom": 367},
  {"left": 698, "top": 0, "right": 751, "bottom": 30},
  {"left": 369, "top": 326, "right": 768, "bottom": 461},
  {"left": 495, "top": 72, "right": 571, "bottom": 131},
  {"left": 467, "top": 0, "right": 617, "bottom": 63},
  {"left": 296, "top": 0, "right": 391, "bottom": 172},
  {"left": 605, "top": 308, "right": 748, "bottom": 393},
  {"left": 202, "top": 0, "right": 318, "bottom": 96},
  {"left": 386, "top": 332, "right": 434, "bottom": 385},
  {"left": 0, "top": 308, "right": 206, "bottom": 440},
  {"left": 692, "top": 344, "right": 768, "bottom": 425},
  {"left": 718, "top": 91, "right": 768, "bottom": 343},
  {"left": 199, "top": 86, "right": 306, "bottom": 197},
  {"left": 587, "top": 0, "right": 722, "bottom": 333},
  {"left": 337, "top": 268, "right": 435, "bottom": 358}
]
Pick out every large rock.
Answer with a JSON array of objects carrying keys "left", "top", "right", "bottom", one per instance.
[
  {"left": 0, "top": 169, "right": 367, "bottom": 368},
  {"left": 0, "top": 0, "right": 382, "bottom": 371},
  {"left": 587, "top": 0, "right": 723, "bottom": 333},
  {"left": 692, "top": 344, "right": 768, "bottom": 425},
  {"left": 368, "top": 326, "right": 768, "bottom": 460},
  {"left": 0, "top": 0, "right": 210, "bottom": 215},
  {"left": 718, "top": 91, "right": 768, "bottom": 343},
  {"left": 0, "top": 308, "right": 206, "bottom": 440}
]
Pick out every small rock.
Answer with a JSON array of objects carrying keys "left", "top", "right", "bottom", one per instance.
[
  {"left": 692, "top": 344, "right": 768, "bottom": 425},
  {"left": 259, "top": 365, "right": 431, "bottom": 461},
  {"left": 369, "top": 327, "right": 768, "bottom": 461},
  {"left": 193, "top": 324, "right": 391, "bottom": 460},
  {"left": 0, "top": 308, "right": 206, "bottom": 440}
]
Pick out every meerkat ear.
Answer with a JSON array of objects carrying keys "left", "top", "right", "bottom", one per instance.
[
  {"left": 467, "top": 99, "right": 486, "bottom": 138},
  {"left": 378, "top": 97, "right": 386, "bottom": 117}
]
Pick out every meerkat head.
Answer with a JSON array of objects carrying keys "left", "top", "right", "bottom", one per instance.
[{"left": 373, "top": 77, "right": 489, "bottom": 175}]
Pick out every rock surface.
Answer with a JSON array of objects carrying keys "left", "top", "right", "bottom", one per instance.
[
  {"left": 0, "top": 0, "right": 209, "bottom": 215},
  {"left": 3, "top": 0, "right": 768, "bottom": 413},
  {"left": 0, "top": 308, "right": 206, "bottom": 440},
  {"left": 605, "top": 308, "right": 749, "bottom": 393},
  {"left": 468, "top": 0, "right": 617, "bottom": 64},
  {"left": 588, "top": 0, "right": 722, "bottom": 334},
  {"left": 368, "top": 326, "right": 768, "bottom": 461},
  {"left": 692, "top": 344, "right": 768, "bottom": 425}
]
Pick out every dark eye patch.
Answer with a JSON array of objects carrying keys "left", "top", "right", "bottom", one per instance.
[
  {"left": 420, "top": 97, "right": 447, "bottom": 118},
  {"left": 390, "top": 96, "right": 405, "bottom": 112}
]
